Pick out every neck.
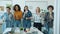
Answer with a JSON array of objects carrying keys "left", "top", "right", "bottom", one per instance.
[
  {"left": 49, "top": 10, "right": 53, "bottom": 12},
  {"left": 49, "top": 11, "right": 53, "bottom": 13},
  {"left": 36, "top": 12, "right": 40, "bottom": 15},
  {"left": 25, "top": 10, "right": 28, "bottom": 11},
  {"left": 49, "top": 11, "right": 53, "bottom": 15},
  {"left": 16, "top": 10, "right": 19, "bottom": 11}
]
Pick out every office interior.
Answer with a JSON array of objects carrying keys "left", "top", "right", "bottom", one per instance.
[{"left": 0, "top": 0, "right": 59, "bottom": 34}]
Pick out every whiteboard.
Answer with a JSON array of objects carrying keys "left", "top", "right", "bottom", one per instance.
[{"left": 25, "top": 1, "right": 48, "bottom": 13}]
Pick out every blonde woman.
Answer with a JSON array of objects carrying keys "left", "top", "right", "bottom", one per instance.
[{"left": 33, "top": 7, "right": 42, "bottom": 31}]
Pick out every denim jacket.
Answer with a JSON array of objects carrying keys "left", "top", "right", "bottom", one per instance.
[
  {"left": 1, "top": 12, "right": 13, "bottom": 22},
  {"left": 23, "top": 10, "right": 32, "bottom": 21}
]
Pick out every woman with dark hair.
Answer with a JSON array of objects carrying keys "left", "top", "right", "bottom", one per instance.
[
  {"left": 44, "top": 5, "right": 54, "bottom": 34},
  {"left": 13, "top": 4, "right": 23, "bottom": 27},
  {"left": 23, "top": 6, "right": 32, "bottom": 32},
  {"left": 13, "top": 4, "right": 21, "bottom": 11}
]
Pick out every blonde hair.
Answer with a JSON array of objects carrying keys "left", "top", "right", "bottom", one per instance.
[{"left": 36, "top": 7, "right": 40, "bottom": 13}]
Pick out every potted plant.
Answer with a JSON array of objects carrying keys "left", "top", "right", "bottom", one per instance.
[{"left": 20, "top": 27, "right": 24, "bottom": 31}]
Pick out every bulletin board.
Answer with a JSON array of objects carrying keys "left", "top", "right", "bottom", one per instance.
[
  {"left": 0, "top": 6, "right": 4, "bottom": 11},
  {"left": 25, "top": 1, "right": 48, "bottom": 13}
]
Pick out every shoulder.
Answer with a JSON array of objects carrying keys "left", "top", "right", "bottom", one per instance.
[
  {"left": 14, "top": 11, "right": 16, "bottom": 14},
  {"left": 1, "top": 12, "right": 7, "bottom": 17},
  {"left": 20, "top": 11, "right": 23, "bottom": 13},
  {"left": 3, "top": 12, "right": 8, "bottom": 15},
  {"left": 4, "top": 12, "right": 7, "bottom": 14},
  {"left": 33, "top": 13, "right": 36, "bottom": 16},
  {"left": 28, "top": 10, "right": 31, "bottom": 13},
  {"left": 10, "top": 12, "right": 13, "bottom": 15},
  {"left": 28, "top": 10, "right": 32, "bottom": 14},
  {"left": 52, "top": 12, "right": 54, "bottom": 14},
  {"left": 46, "top": 12, "right": 49, "bottom": 14},
  {"left": 45, "top": 12, "right": 49, "bottom": 16},
  {"left": 45, "top": 12, "right": 49, "bottom": 14}
]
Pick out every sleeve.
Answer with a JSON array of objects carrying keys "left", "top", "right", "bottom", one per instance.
[
  {"left": 53, "top": 12, "right": 54, "bottom": 18},
  {"left": 44, "top": 12, "right": 50, "bottom": 23},
  {"left": 20, "top": 11, "right": 23, "bottom": 19},
  {"left": 1, "top": 13, "right": 6, "bottom": 19},
  {"left": 1, "top": 13, "right": 7, "bottom": 22},
  {"left": 1, "top": 15, "right": 4, "bottom": 19},
  {"left": 44, "top": 12, "right": 48, "bottom": 22},
  {"left": 11, "top": 13, "right": 14, "bottom": 20},
  {"left": 52, "top": 12, "right": 54, "bottom": 21},
  {"left": 11, "top": 14, "right": 15, "bottom": 23},
  {"left": 32, "top": 14, "right": 35, "bottom": 21},
  {"left": 28, "top": 11, "right": 32, "bottom": 17},
  {"left": 13, "top": 12, "right": 16, "bottom": 19}
]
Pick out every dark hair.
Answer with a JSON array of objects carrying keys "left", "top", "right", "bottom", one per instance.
[
  {"left": 6, "top": 7, "right": 11, "bottom": 10},
  {"left": 24, "top": 6, "right": 28, "bottom": 12},
  {"left": 47, "top": 5, "right": 54, "bottom": 10},
  {"left": 13, "top": 4, "right": 21, "bottom": 11}
]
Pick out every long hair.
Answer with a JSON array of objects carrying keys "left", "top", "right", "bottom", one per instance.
[
  {"left": 24, "top": 6, "right": 28, "bottom": 12},
  {"left": 13, "top": 4, "right": 21, "bottom": 11}
]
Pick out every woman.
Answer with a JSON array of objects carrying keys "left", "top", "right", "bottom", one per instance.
[
  {"left": 33, "top": 7, "right": 42, "bottom": 31},
  {"left": 1, "top": 7, "right": 13, "bottom": 32},
  {"left": 23, "top": 6, "right": 32, "bottom": 32},
  {"left": 44, "top": 5, "right": 54, "bottom": 34},
  {"left": 13, "top": 4, "right": 23, "bottom": 27}
]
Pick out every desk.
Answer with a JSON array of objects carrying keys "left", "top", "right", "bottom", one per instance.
[{"left": 3, "top": 27, "right": 43, "bottom": 34}]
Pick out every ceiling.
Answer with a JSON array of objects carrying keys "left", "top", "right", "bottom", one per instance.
[{"left": 0, "top": 0, "right": 11, "bottom": 1}]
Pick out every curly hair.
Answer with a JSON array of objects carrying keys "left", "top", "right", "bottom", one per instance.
[
  {"left": 47, "top": 5, "right": 54, "bottom": 10},
  {"left": 13, "top": 4, "right": 21, "bottom": 11}
]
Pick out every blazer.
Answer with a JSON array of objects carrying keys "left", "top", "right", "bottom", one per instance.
[{"left": 44, "top": 12, "right": 54, "bottom": 28}]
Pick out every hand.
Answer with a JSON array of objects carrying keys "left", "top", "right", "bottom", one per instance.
[
  {"left": 50, "top": 15, "right": 53, "bottom": 19},
  {"left": 26, "top": 18, "right": 28, "bottom": 20},
  {"left": 26, "top": 17, "right": 32, "bottom": 20}
]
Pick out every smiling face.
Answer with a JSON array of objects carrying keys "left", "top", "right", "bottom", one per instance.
[
  {"left": 47, "top": 5, "right": 54, "bottom": 12},
  {"left": 24, "top": 6, "right": 28, "bottom": 11},
  {"left": 14, "top": 4, "right": 21, "bottom": 11},
  {"left": 48, "top": 7, "right": 53, "bottom": 12},
  {"left": 15, "top": 6, "right": 19, "bottom": 11},
  {"left": 6, "top": 8, "right": 11, "bottom": 13}
]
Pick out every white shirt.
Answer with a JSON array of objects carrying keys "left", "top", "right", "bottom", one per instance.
[{"left": 33, "top": 13, "right": 42, "bottom": 23}]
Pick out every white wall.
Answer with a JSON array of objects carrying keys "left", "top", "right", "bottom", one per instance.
[
  {"left": 57, "top": 0, "right": 60, "bottom": 33},
  {"left": 48, "top": 0, "right": 55, "bottom": 6},
  {"left": 59, "top": 0, "right": 60, "bottom": 33},
  {"left": 0, "top": 0, "right": 55, "bottom": 12},
  {"left": 57, "top": 0, "right": 60, "bottom": 34},
  {"left": 54, "top": 0, "right": 60, "bottom": 34},
  {"left": 25, "top": 1, "right": 48, "bottom": 13},
  {"left": 25, "top": 0, "right": 55, "bottom": 6},
  {"left": 12, "top": 0, "right": 55, "bottom": 12}
]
